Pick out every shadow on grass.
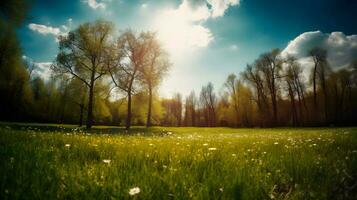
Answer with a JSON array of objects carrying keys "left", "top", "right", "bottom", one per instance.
[{"left": 0, "top": 122, "right": 172, "bottom": 136}]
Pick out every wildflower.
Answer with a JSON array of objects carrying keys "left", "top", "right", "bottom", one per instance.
[
  {"left": 232, "top": 153, "right": 236, "bottom": 157},
  {"left": 208, "top": 147, "right": 217, "bottom": 151},
  {"left": 274, "top": 142, "right": 279, "bottom": 145},
  {"left": 167, "top": 131, "right": 172, "bottom": 135},
  {"left": 219, "top": 188, "right": 224, "bottom": 192},
  {"left": 203, "top": 143, "right": 208, "bottom": 146},
  {"left": 129, "top": 187, "right": 140, "bottom": 196},
  {"left": 103, "top": 159, "right": 111, "bottom": 164},
  {"left": 65, "top": 144, "right": 71, "bottom": 147}
]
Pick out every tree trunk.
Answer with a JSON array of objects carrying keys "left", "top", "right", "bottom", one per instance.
[
  {"left": 191, "top": 108, "right": 195, "bottom": 126},
  {"left": 86, "top": 84, "right": 94, "bottom": 129},
  {"left": 288, "top": 82, "right": 297, "bottom": 126},
  {"left": 321, "top": 77, "right": 328, "bottom": 124},
  {"left": 146, "top": 86, "right": 152, "bottom": 127},
  {"left": 86, "top": 72, "right": 95, "bottom": 129},
  {"left": 313, "top": 62, "right": 318, "bottom": 110},
  {"left": 272, "top": 93, "right": 277, "bottom": 126},
  {"left": 79, "top": 104, "right": 84, "bottom": 127},
  {"left": 126, "top": 89, "right": 132, "bottom": 130}
]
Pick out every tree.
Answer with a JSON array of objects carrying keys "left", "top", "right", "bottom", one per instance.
[
  {"left": 224, "top": 73, "right": 240, "bottom": 126},
  {"left": 329, "top": 69, "right": 353, "bottom": 124},
  {"left": 161, "top": 94, "right": 182, "bottom": 126},
  {"left": 242, "top": 64, "right": 269, "bottom": 127},
  {"left": 284, "top": 56, "right": 307, "bottom": 125},
  {"left": 53, "top": 20, "right": 113, "bottom": 129},
  {"left": 173, "top": 93, "right": 183, "bottom": 126},
  {"left": 256, "top": 49, "right": 281, "bottom": 126},
  {"left": 139, "top": 32, "right": 170, "bottom": 127},
  {"left": 0, "top": 0, "right": 31, "bottom": 121},
  {"left": 318, "top": 56, "right": 331, "bottom": 124},
  {"left": 184, "top": 91, "right": 197, "bottom": 126},
  {"left": 309, "top": 47, "right": 327, "bottom": 119},
  {"left": 65, "top": 77, "right": 88, "bottom": 126},
  {"left": 109, "top": 30, "right": 152, "bottom": 129},
  {"left": 200, "top": 82, "right": 217, "bottom": 127}
]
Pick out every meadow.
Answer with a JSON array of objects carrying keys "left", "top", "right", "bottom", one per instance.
[{"left": 1, "top": 123, "right": 357, "bottom": 199}]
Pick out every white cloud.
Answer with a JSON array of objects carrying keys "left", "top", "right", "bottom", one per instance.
[
  {"left": 33, "top": 62, "right": 52, "bottom": 80},
  {"left": 177, "top": 0, "right": 211, "bottom": 21},
  {"left": 281, "top": 31, "right": 357, "bottom": 69},
  {"left": 28, "top": 20, "right": 72, "bottom": 42},
  {"left": 178, "top": 0, "right": 240, "bottom": 20},
  {"left": 85, "top": 0, "right": 106, "bottom": 10},
  {"left": 28, "top": 23, "right": 61, "bottom": 36},
  {"left": 208, "top": 0, "right": 240, "bottom": 18},
  {"left": 153, "top": 0, "right": 239, "bottom": 55},
  {"left": 141, "top": 4, "right": 148, "bottom": 9}
]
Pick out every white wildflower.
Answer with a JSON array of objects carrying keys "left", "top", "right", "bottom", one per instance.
[
  {"left": 129, "top": 187, "right": 140, "bottom": 196},
  {"left": 208, "top": 147, "right": 217, "bottom": 151},
  {"left": 103, "top": 159, "right": 111, "bottom": 164}
]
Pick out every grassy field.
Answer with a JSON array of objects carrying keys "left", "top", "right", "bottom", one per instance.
[{"left": 1, "top": 123, "right": 357, "bottom": 199}]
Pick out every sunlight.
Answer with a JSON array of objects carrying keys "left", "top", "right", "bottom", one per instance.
[{"left": 152, "top": 2, "right": 213, "bottom": 57}]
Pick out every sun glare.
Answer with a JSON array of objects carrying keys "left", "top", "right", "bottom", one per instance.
[{"left": 152, "top": 3, "right": 213, "bottom": 58}]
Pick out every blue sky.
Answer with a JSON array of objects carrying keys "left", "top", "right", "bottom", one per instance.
[{"left": 18, "top": 0, "right": 357, "bottom": 97}]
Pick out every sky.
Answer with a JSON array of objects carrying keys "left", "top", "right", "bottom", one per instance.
[{"left": 18, "top": 0, "right": 357, "bottom": 97}]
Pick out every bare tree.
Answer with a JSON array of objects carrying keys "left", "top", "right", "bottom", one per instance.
[
  {"left": 309, "top": 47, "right": 327, "bottom": 120},
  {"left": 53, "top": 20, "right": 113, "bottom": 129},
  {"left": 200, "top": 82, "right": 216, "bottom": 127},
  {"left": 284, "top": 56, "right": 307, "bottom": 125},
  {"left": 241, "top": 64, "right": 269, "bottom": 126},
  {"left": 256, "top": 48, "right": 281, "bottom": 126}
]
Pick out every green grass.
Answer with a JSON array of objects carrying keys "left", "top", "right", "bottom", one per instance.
[{"left": 1, "top": 123, "right": 357, "bottom": 199}]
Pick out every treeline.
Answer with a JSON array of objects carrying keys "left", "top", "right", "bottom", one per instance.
[
  {"left": 162, "top": 49, "right": 357, "bottom": 127},
  {"left": 1, "top": 1, "right": 357, "bottom": 128}
]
